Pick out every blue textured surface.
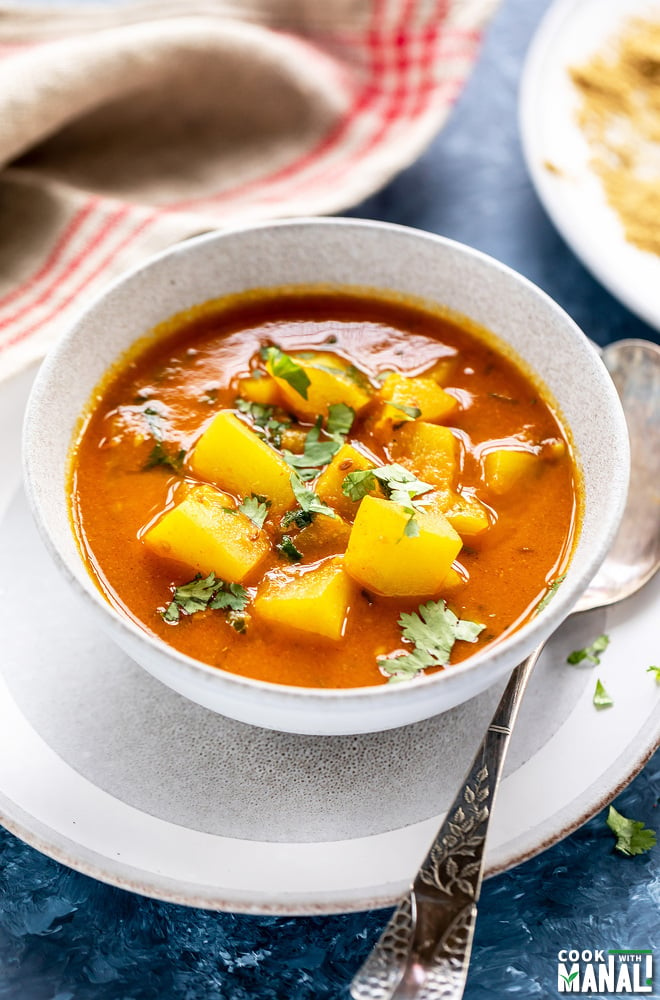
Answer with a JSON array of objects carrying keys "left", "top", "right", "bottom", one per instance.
[{"left": 2, "top": 0, "right": 659, "bottom": 997}]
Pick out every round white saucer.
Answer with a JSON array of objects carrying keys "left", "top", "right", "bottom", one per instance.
[
  {"left": 520, "top": 0, "right": 660, "bottom": 332},
  {"left": 0, "top": 371, "right": 658, "bottom": 915}
]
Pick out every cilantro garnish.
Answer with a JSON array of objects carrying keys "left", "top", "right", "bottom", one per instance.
[
  {"left": 593, "top": 678, "right": 614, "bottom": 709},
  {"left": 567, "top": 634, "right": 610, "bottom": 666},
  {"left": 277, "top": 534, "right": 303, "bottom": 562},
  {"left": 238, "top": 494, "right": 271, "bottom": 529},
  {"left": 389, "top": 402, "right": 422, "bottom": 420},
  {"left": 647, "top": 666, "right": 660, "bottom": 683},
  {"left": 372, "top": 464, "right": 434, "bottom": 507},
  {"left": 235, "top": 398, "right": 290, "bottom": 449},
  {"left": 144, "top": 441, "right": 186, "bottom": 472},
  {"left": 378, "top": 599, "right": 485, "bottom": 683},
  {"left": 342, "top": 469, "right": 377, "bottom": 502},
  {"left": 132, "top": 402, "right": 186, "bottom": 472},
  {"left": 291, "top": 474, "right": 336, "bottom": 516},
  {"left": 326, "top": 402, "right": 355, "bottom": 438},
  {"left": 283, "top": 419, "right": 341, "bottom": 477},
  {"left": 606, "top": 805, "right": 657, "bottom": 857},
  {"left": 162, "top": 573, "right": 249, "bottom": 624},
  {"left": 261, "top": 346, "right": 311, "bottom": 399},
  {"left": 534, "top": 573, "right": 566, "bottom": 614}
]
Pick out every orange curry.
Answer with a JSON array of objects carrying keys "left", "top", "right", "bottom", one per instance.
[{"left": 69, "top": 290, "right": 579, "bottom": 688}]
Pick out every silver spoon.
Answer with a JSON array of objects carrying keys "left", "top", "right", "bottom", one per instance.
[{"left": 351, "top": 338, "right": 660, "bottom": 1000}]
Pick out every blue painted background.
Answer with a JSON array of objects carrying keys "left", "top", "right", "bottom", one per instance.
[{"left": 1, "top": 0, "right": 659, "bottom": 996}]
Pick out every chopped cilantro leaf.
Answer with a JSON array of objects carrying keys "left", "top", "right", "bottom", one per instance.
[
  {"left": 261, "top": 346, "right": 311, "bottom": 399},
  {"left": 372, "top": 464, "right": 434, "bottom": 507},
  {"left": 234, "top": 398, "right": 290, "bottom": 449},
  {"left": 283, "top": 420, "right": 341, "bottom": 472},
  {"left": 567, "top": 633, "right": 610, "bottom": 666},
  {"left": 326, "top": 402, "right": 355, "bottom": 438},
  {"left": 162, "top": 573, "right": 249, "bottom": 624},
  {"left": 342, "top": 469, "right": 377, "bottom": 502},
  {"left": 238, "top": 494, "right": 271, "bottom": 529},
  {"left": 403, "top": 513, "right": 420, "bottom": 538},
  {"left": 593, "top": 678, "right": 613, "bottom": 709},
  {"left": 290, "top": 474, "right": 336, "bottom": 518},
  {"left": 389, "top": 402, "right": 422, "bottom": 420},
  {"left": 607, "top": 805, "right": 657, "bottom": 856},
  {"left": 144, "top": 441, "right": 185, "bottom": 472},
  {"left": 280, "top": 507, "right": 315, "bottom": 530},
  {"left": 535, "top": 573, "right": 566, "bottom": 614},
  {"left": 209, "top": 582, "right": 250, "bottom": 611},
  {"left": 278, "top": 534, "right": 303, "bottom": 562},
  {"left": 647, "top": 665, "right": 660, "bottom": 683},
  {"left": 378, "top": 599, "right": 484, "bottom": 682}
]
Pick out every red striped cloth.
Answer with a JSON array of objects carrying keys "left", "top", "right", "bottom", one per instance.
[{"left": 0, "top": 0, "right": 497, "bottom": 379}]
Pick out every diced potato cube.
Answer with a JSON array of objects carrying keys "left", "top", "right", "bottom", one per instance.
[
  {"left": 142, "top": 484, "right": 269, "bottom": 582},
  {"left": 422, "top": 355, "right": 458, "bottom": 386},
  {"left": 484, "top": 448, "right": 540, "bottom": 495},
  {"left": 372, "top": 373, "right": 457, "bottom": 437},
  {"left": 390, "top": 421, "right": 458, "bottom": 491},
  {"left": 279, "top": 425, "right": 307, "bottom": 454},
  {"left": 315, "top": 443, "right": 377, "bottom": 521},
  {"left": 253, "top": 558, "right": 354, "bottom": 640},
  {"left": 441, "top": 564, "right": 466, "bottom": 590},
  {"left": 295, "top": 513, "right": 351, "bottom": 559},
  {"left": 267, "top": 351, "right": 371, "bottom": 421},
  {"left": 443, "top": 493, "right": 491, "bottom": 537},
  {"left": 236, "top": 373, "right": 281, "bottom": 406},
  {"left": 344, "top": 495, "right": 462, "bottom": 597},
  {"left": 190, "top": 410, "right": 295, "bottom": 514}
]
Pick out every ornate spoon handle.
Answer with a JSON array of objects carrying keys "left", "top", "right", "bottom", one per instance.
[{"left": 350, "top": 645, "right": 543, "bottom": 1000}]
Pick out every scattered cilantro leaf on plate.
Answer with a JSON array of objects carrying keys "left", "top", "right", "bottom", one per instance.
[
  {"left": 606, "top": 805, "right": 657, "bottom": 856},
  {"left": 162, "top": 573, "right": 249, "bottom": 624},
  {"left": 647, "top": 665, "right": 660, "bottom": 683},
  {"left": 378, "top": 599, "right": 485, "bottom": 682},
  {"left": 238, "top": 494, "right": 271, "bottom": 529},
  {"left": 593, "top": 678, "right": 614, "bottom": 709},
  {"left": 567, "top": 633, "right": 610, "bottom": 665},
  {"left": 261, "top": 346, "right": 311, "bottom": 399}
]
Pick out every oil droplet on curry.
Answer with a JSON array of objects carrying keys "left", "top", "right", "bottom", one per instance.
[{"left": 70, "top": 291, "right": 579, "bottom": 688}]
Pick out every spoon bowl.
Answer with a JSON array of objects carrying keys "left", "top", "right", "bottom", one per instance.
[{"left": 351, "top": 337, "right": 660, "bottom": 1000}]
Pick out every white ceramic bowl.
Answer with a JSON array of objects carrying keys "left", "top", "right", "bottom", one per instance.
[{"left": 23, "top": 219, "right": 629, "bottom": 735}]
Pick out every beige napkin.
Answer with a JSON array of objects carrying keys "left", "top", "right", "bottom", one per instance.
[{"left": 0, "top": 0, "right": 498, "bottom": 379}]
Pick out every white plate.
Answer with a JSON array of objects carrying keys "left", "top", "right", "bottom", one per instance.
[
  {"left": 1, "top": 371, "right": 659, "bottom": 916},
  {"left": 519, "top": 0, "right": 660, "bottom": 331}
]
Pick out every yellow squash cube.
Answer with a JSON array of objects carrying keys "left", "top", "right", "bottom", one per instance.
[
  {"left": 142, "top": 484, "right": 269, "bottom": 582},
  {"left": 422, "top": 354, "right": 458, "bottom": 386},
  {"left": 484, "top": 447, "right": 540, "bottom": 495},
  {"left": 344, "top": 495, "right": 463, "bottom": 597},
  {"left": 267, "top": 351, "right": 372, "bottom": 421},
  {"left": 236, "top": 373, "right": 281, "bottom": 406},
  {"left": 295, "top": 513, "right": 351, "bottom": 560},
  {"left": 315, "top": 443, "right": 377, "bottom": 521},
  {"left": 190, "top": 410, "right": 295, "bottom": 514},
  {"left": 390, "top": 421, "right": 457, "bottom": 491},
  {"left": 373, "top": 373, "right": 457, "bottom": 438},
  {"left": 253, "top": 558, "right": 354, "bottom": 640}
]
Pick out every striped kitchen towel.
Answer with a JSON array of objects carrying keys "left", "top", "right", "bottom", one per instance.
[{"left": 0, "top": 0, "right": 498, "bottom": 380}]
